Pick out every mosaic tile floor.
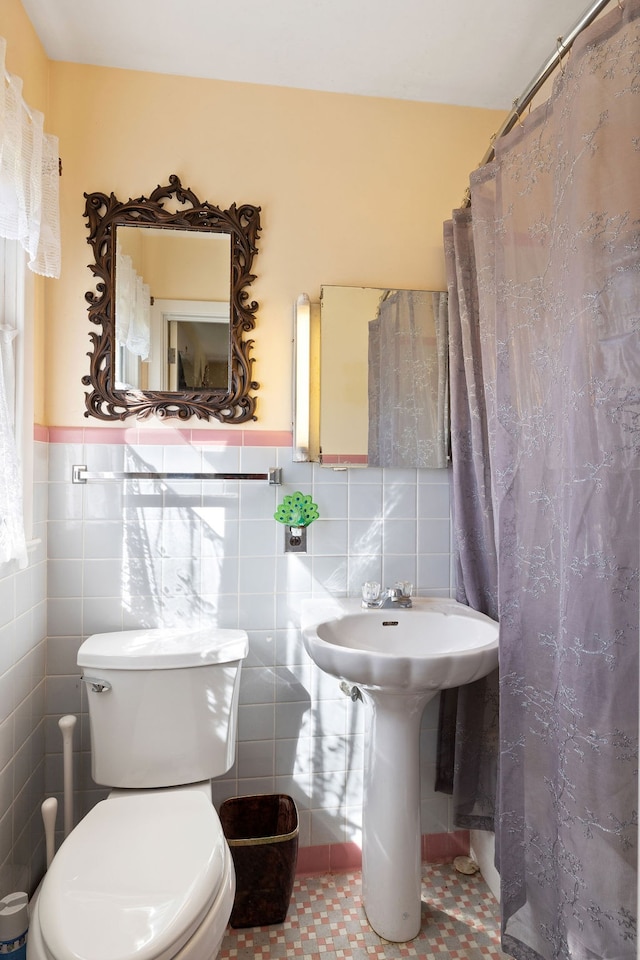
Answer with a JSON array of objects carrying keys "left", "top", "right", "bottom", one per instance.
[{"left": 219, "top": 863, "right": 508, "bottom": 959}]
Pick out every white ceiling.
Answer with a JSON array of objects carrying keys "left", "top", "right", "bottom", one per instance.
[{"left": 22, "top": 0, "right": 598, "bottom": 111}]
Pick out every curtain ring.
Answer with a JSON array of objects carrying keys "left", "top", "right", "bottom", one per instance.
[
  {"left": 556, "top": 38, "right": 566, "bottom": 76},
  {"left": 512, "top": 100, "right": 525, "bottom": 128}
]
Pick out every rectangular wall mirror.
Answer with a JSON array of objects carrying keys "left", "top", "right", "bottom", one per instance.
[
  {"left": 309, "top": 285, "right": 449, "bottom": 469},
  {"left": 83, "top": 175, "right": 261, "bottom": 423}
]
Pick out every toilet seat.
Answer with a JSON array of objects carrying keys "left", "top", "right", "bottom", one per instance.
[{"left": 37, "top": 790, "right": 229, "bottom": 960}]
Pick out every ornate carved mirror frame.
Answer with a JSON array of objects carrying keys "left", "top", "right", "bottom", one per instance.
[{"left": 82, "top": 174, "right": 261, "bottom": 422}]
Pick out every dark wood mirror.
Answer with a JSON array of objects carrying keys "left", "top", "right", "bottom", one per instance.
[{"left": 82, "top": 174, "right": 261, "bottom": 422}]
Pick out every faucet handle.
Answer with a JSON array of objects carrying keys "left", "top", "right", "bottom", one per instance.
[
  {"left": 362, "top": 581, "right": 381, "bottom": 603},
  {"left": 394, "top": 581, "right": 413, "bottom": 599}
]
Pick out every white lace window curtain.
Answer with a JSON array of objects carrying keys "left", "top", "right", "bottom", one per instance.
[
  {"left": 0, "top": 36, "right": 60, "bottom": 568},
  {"left": 115, "top": 251, "right": 151, "bottom": 359},
  {"left": 0, "top": 37, "right": 60, "bottom": 279}
]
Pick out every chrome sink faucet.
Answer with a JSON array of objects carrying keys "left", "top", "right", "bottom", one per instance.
[{"left": 361, "top": 581, "right": 413, "bottom": 609}]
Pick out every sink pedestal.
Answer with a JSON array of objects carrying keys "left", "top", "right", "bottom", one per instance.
[
  {"left": 301, "top": 597, "right": 499, "bottom": 943},
  {"left": 361, "top": 688, "right": 437, "bottom": 942}
]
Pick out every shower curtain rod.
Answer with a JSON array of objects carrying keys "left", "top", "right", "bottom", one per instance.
[{"left": 473, "top": 0, "right": 614, "bottom": 174}]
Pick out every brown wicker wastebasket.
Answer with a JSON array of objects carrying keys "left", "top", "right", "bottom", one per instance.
[{"left": 220, "top": 794, "right": 299, "bottom": 928}]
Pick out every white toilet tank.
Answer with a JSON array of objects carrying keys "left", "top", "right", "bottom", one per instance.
[{"left": 77, "top": 627, "right": 248, "bottom": 789}]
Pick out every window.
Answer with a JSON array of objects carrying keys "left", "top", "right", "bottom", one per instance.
[
  {"left": 0, "top": 35, "right": 61, "bottom": 564},
  {"left": 0, "top": 236, "right": 33, "bottom": 563}
]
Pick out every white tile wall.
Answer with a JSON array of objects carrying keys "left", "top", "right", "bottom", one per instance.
[
  {"left": 45, "top": 440, "right": 454, "bottom": 847},
  {"left": 1, "top": 437, "right": 454, "bottom": 897},
  {"left": 0, "top": 441, "right": 48, "bottom": 898}
]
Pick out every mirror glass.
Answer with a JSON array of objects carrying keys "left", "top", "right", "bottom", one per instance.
[
  {"left": 83, "top": 174, "right": 261, "bottom": 423},
  {"left": 114, "top": 226, "right": 231, "bottom": 392},
  {"left": 319, "top": 285, "right": 449, "bottom": 469}
]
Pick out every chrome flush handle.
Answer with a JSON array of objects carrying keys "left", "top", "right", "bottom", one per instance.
[{"left": 81, "top": 675, "right": 112, "bottom": 694}]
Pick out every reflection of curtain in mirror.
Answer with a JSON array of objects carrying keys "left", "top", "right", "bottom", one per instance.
[
  {"left": 368, "top": 290, "right": 448, "bottom": 468},
  {"left": 115, "top": 251, "right": 151, "bottom": 359}
]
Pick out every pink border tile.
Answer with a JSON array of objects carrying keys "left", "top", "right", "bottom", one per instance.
[
  {"left": 329, "top": 842, "right": 362, "bottom": 872},
  {"left": 297, "top": 833, "right": 468, "bottom": 877},
  {"left": 322, "top": 454, "right": 368, "bottom": 465},
  {"left": 244, "top": 430, "right": 292, "bottom": 447},
  {"left": 422, "top": 830, "right": 469, "bottom": 863},
  {"left": 83, "top": 427, "right": 131, "bottom": 445},
  {"left": 135, "top": 428, "right": 189, "bottom": 446},
  {"left": 47, "top": 426, "right": 85, "bottom": 443},
  {"left": 296, "top": 845, "right": 331, "bottom": 876},
  {"left": 44, "top": 425, "right": 294, "bottom": 447},
  {"left": 190, "top": 430, "right": 243, "bottom": 447},
  {"left": 34, "top": 424, "right": 49, "bottom": 442}
]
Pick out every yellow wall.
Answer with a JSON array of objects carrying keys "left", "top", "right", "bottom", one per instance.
[
  {"left": 1, "top": 0, "right": 50, "bottom": 423},
  {"left": 138, "top": 232, "right": 230, "bottom": 302},
  {"left": 4, "top": 3, "right": 504, "bottom": 430},
  {"left": 1, "top": 0, "right": 48, "bottom": 109},
  {"left": 321, "top": 286, "right": 385, "bottom": 457}
]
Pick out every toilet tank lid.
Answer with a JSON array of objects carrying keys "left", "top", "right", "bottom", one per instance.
[{"left": 78, "top": 627, "right": 249, "bottom": 669}]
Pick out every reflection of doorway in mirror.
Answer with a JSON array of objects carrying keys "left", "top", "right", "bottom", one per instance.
[
  {"left": 148, "top": 300, "right": 231, "bottom": 391},
  {"left": 115, "top": 226, "right": 232, "bottom": 392}
]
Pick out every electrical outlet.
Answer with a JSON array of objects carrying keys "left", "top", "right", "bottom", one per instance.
[{"left": 284, "top": 525, "right": 307, "bottom": 553}]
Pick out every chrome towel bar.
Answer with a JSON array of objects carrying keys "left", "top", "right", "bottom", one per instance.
[{"left": 72, "top": 465, "right": 282, "bottom": 484}]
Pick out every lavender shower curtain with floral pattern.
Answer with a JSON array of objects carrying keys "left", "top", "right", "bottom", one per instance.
[{"left": 443, "top": 4, "right": 639, "bottom": 958}]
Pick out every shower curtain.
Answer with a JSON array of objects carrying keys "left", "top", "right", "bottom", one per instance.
[
  {"left": 444, "top": 3, "right": 639, "bottom": 958},
  {"left": 437, "top": 204, "right": 500, "bottom": 831}
]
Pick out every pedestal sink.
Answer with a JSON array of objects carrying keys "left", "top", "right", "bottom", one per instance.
[{"left": 301, "top": 597, "right": 498, "bottom": 943}]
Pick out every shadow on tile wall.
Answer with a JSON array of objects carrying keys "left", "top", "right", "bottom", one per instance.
[{"left": 1, "top": 434, "right": 453, "bottom": 895}]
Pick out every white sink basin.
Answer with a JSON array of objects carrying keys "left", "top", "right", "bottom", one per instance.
[
  {"left": 301, "top": 597, "right": 499, "bottom": 943},
  {"left": 303, "top": 598, "right": 498, "bottom": 692}
]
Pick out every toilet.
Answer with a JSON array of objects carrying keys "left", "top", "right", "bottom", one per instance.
[{"left": 27, "top": 626, "right": 249, "bottom": 960}]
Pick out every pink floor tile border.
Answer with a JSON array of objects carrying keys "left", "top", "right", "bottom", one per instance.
[
  {"left": 421, "top": 830, "right": 470, "bottom": 863},
  {"left": 296, "top": 833, "right": 470, "bottom": 877},
  {"left": 296, "top": 842, "right": 361, "bottom": 876}
]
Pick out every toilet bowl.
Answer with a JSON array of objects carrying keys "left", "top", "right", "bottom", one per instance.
[
  {"left": 28, "top": 786, "right": 234, "bottom": 960},
  {"left": 27, "top": 627, "right": 248, "bottom": 960}
]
